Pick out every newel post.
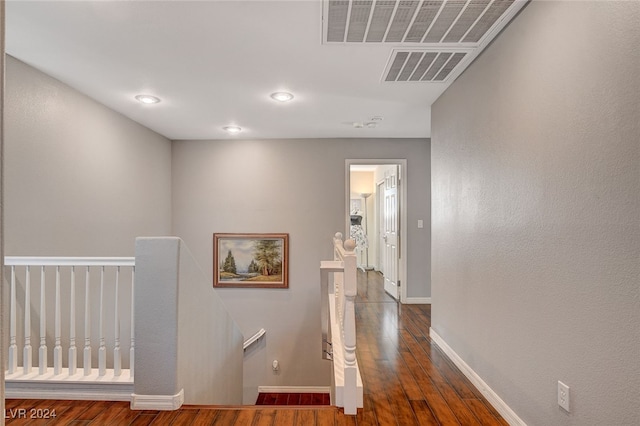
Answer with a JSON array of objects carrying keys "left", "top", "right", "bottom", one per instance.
[{"left": 342, "top": 238, "right": 358, "bottom": 414}]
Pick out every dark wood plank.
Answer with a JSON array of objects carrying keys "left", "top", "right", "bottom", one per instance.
[
  {"left": 94, "top": 404, "right": 141, "bottom": 425},
  {"left": 253, "top": 408, "right": 276, "bottom": 426},
  {"left": 148, "top": 409, "right": 180, "bottom": 425},
  {"left": 74, "top": 401, "right": 113, "bottom": 421},
  {"left": 464, "top": 399, "right": 506, "bottom": 426},
  {"left": 288, "top": 393, "right": 301, "bottom": 405},
  {"left": 370, "top": 396, "right": 398, "bottom": 426},
  {"left": 42, "top": 404, "right": 93, "bottom": 426},
  {"left": 379, "top": 360, "right": 419, "bottom": 426},
  {"left": 233, "top": 409, "right": 256, "bottom": 426},
  {"left": 394, "top": 355, "right": 425, "bottom": 401},
  {"left": 23, "top": 399, "right": 68, "bottom": 426},
  {"left": 300, "top": 394, "right": 313, "bottom": 405},
  {"left": 336, "top": 409, "right": 358, "bottom": 426},
  {"left": 128, "top": 413, "right": 157, "bottom": 426},
  {"left": 316, "top": 408, "right": 336, "bottom": 426},
  {"left": 212, "top": 409, "right": 238, "bottom": 425},
  {"left": 274, "top": 393, "right": 289, "bottom": 405},
  {"left": 398, "top": 348, "right": 460, "bottom": 425},
  {"left": 273, "top": 409, "right": 297, "bottom": 426},
  {"left": 355, "top": 394, "right": 378, "bottom": 426},
  {"left": 170, "top": 410, "right": 199, "bottom": 426},
  {"left": 438, "top": 385, "right": 482, "bottom": 426},
  {"left": 296, "top": 409, "right": 316, "bottom": 425},
  {"left": 408, "top": 400, "right": 439, "bottom": 426},
  {"left": 191, "top": 409, "right": 220, "bottom": 426}
]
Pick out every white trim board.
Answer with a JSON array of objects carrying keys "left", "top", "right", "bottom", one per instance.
[
  {"left": 257, "top": 386, "right": 331, "bottom": 394},
  {"left": 131, "top": 389, "right": 184, "bottom": 411},
  {"left": 430, "top": 328, "right": 527, "bottom": 426},
  {"left": 5, "top": 387, "right": 132, "bottom": 402}
]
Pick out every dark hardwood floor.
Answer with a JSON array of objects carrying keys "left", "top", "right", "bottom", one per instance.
[{"left": 5, "top": 270, "right": 506, "bottom": 425}]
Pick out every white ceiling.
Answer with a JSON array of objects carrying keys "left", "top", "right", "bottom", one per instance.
[{"left": 6, "top": 0, "right": 526, "bottom": 141}]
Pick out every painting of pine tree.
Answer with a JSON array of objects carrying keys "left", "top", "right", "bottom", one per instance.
[{"left": 213, "top": 233, "right": 289, "bottom": 288}]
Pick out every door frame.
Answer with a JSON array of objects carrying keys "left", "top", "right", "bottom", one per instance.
[{"left": 346, "top": 159, "right": 408, "bottom": 304}]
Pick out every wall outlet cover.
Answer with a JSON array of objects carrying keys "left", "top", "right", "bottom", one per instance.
[{"left": 558, "top": 381, "right": 570, "bottom": 412}]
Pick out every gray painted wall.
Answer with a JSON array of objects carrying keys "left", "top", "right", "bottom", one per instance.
[
  {"left": 3, "top": 56, "right": 172, "bottom": 371},
  {"left": 172, "top": 137, "right": 430, "bottom": 402},
  {"left": 4, "top": 56, "right": 172, "bottom": 257},
  {"left": 431, "top": 2, "right": 639, "bottom": 425}
]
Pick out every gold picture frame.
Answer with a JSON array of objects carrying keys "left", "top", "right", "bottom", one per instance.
[{"left": 213, "top": 233, "right": 289, "bottom": 288}]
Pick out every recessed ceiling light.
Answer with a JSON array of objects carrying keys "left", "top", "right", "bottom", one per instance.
[
  {"left": 270, "top": 92, "right": 294, "bottom": 102},
  {"left": 135, "top": 94, "right": 161, "bottom": 104},
  {"left": 223, "top": 126, "right": 242, "bottom": 134}
]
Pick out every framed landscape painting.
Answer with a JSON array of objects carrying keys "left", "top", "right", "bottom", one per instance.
[{"left": 213, "top": 233, "right": 289, "bottom": 288}]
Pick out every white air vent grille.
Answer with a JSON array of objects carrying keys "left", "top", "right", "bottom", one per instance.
[
  {"left": 383, "top": 50, "right": 467, "bottom": 82},
  {"left": 325, "top": 0, "right": 516, "bottom": 44}
]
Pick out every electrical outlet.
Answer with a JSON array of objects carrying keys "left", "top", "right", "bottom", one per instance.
[{"left": 558, "top": 381, "right": 570, "bottom": 412}]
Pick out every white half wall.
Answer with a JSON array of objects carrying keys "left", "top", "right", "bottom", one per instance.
[
  {"left": 431, "top": 2, "right": 640, "bottom": 425},
  {"left": 134, "top": 237, "right": 243, "bottom": 407}
]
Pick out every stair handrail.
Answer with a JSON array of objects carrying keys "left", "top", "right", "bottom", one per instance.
[{"left": 243, "top": 328, "right": 266, "bottom": 351}]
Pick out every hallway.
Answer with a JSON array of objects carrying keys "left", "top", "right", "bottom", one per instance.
[
  {"left": 4, "top": 271, "right": 505, "bottom": 425},
  {"left": 354, "top": 271, "right": 506, "bottom": 425}
]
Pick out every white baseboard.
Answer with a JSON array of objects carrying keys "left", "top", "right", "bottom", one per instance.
[
  {"left": 5, "top": 387, "right": 132, "bottom": 402},
  {"left": 430, "top": 328, "right": 526, "bottom": 426},
  {"left": 404, "top": 297, "right": 431, "bottom": 304},
  {"left": 131, "top": 389, "right": 184, "bottom": 411},
  {"left": 257, "top": 386, "right": 331, "bottom": 394},
  {"left": 5, "top": 373, "right": 133, "bottom": 402}
]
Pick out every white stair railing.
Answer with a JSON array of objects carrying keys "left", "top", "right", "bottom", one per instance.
[
  {"left": 320, "top": 232, "right": 363, "bottom": 415},
  {"left": 5, "top": 257, "right": 135, "bottom": 387}
]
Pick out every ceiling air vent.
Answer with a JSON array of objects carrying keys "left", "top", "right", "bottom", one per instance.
[
  {"left": 324, "top": 0, "right": 517, "bottom": 45},
  {"left": 383, "top": 49, "right": 467, "bottom": 82}
]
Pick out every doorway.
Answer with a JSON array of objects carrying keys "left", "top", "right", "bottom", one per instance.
[{"left": 346, "top": 160, "right": 407, "bottom": 303}]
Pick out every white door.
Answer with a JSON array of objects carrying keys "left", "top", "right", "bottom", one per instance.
[{"left": 382, "top": 167, "right": 400, "bottom": 299}]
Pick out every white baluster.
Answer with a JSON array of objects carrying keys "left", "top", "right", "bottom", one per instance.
[
  {"left": 336, "top": 268, "right": 344, "bottom": 328},
  {"left": 39, "top": 266, "right": 48, "bottom": 375},
  {"left": 113, "top": 266, "right": 121, "bottom": 377},
  {"left": 334, "top": 232, "right": 342, "bottom": 261},
  {"left": 130, "top": 267, "right": 135, "bottom": 379},
  {"left": 98, "top": 266, "right": 106, "bottom": 376},
  {"left": 69, "top": 266, "right": 77, "bottom": 376},
  {"left": 23, "top": 266, "right": 33, "bottom": 374},
  {"left": 54, "top": 266, "right": 63, "bottom": 375},
  {"left": 84, "top": 266, "right": 92, "bottom": 376},
  {"left": 8, "top": 266, "right": 18, "bottom": 374}
]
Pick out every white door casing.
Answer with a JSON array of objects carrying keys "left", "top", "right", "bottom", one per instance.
[
  {"left": 376, "top": 181, "right": 385, "bottom": 274},
  {"left": 346, "top": 159, "right": 407, "bottom": 303}
]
